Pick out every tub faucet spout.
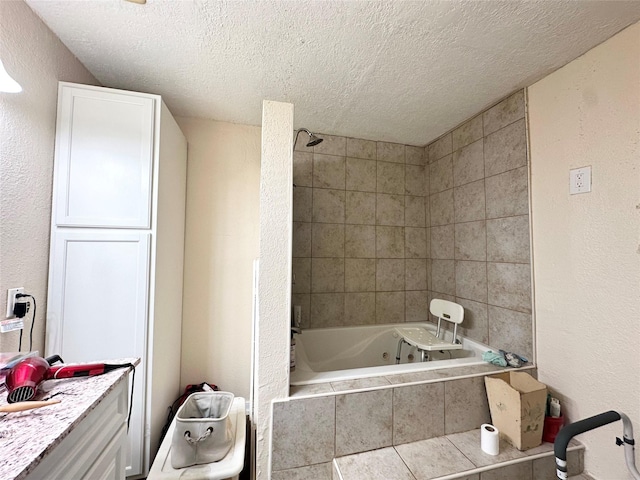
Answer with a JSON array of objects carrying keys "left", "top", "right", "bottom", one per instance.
[{"left": 291, "top": 327, "right": 302, "bottom": 335}]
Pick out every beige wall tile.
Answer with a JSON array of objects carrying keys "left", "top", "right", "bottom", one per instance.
[
  {"left": 455, "top": 221, "right": 486, "bottom": 261},
  {"left": 431, "top": 259, "right": 455, "bottom": 295},
  {"left": 345, "top": 292, "right": 376, "bottom": 325},
  {"left": 312, "top": 223, "right": 345, "bottom": 257},
  {"left": 313, "top": 153, "right": 346, "bottom": 189},
  {"left": 430, "top": 189, "right": 455, "bottom": 226},
  {"left": 455, "top": 260, "right": 488, "bottom": 303},
  {"left": 405, "top": 145, "right": 425, "bottom": 165},
  {"left": 346, "top": 191, "right": 376, "bottom": 225},
  {"left": 456, "top": 297, "right": 488, "bottom": 344},
  {"left": 485, "top": 167, "right": 529, "bottom": 219},
  {"left": 335, "top": 389, "right": 393, "bottom": 456},
  {"left": 454, "top": 179, "right": 486, "bottom": 223},
  {"left": 483, "top": 90, "right": 525, "bottom": 136},
  {"left": 292, "top": 258, "right": 311, "bottom": 293},
  {"left": 346, "top": 157, "right": 376, "bottom": 192},
  {"left": 377, "top": 161, "right": 405, "bottom": 194},
  {"left": 313, "top": 188, "right": 345, "bottom": 223},
  {"left": 314, "top": 134, "right": 346, "bottom": 156},
  {"left": 488, "top": 305, "right": 533, "bottom": 361},
  {"left": 405, "top": 165, "right": 426, "bottom": 196},
  {"left": 428, "top": 133, "right": 452, "bottom": 162},
  {"left": 271, "top": 396, "right": 336, "bottom": 471},
  {"left": 376, "top": 259, "right": 405, "bottom": 291},
  {"left": 345, "top": 225, "right": 376, "bottom": 258},
  {"left": 377, "top": 194, "right": 405, "bottom": 226},
  {"left": 486, "top": 215, "right": 530, "bottom": 263},
  {"left": 393, "top": 383, "right": 445, "bottom": 445},
  {"left": 345, "top": 258, "right": 376, "bottom": 292},
  {"left": 293, "top": 221, "right": 312, "bottom": 257},
  {"left": 405, "top": 196, "right": 426, "bottom": 227},
  {"left": 453, "top": 139, "right": 484, "bottom": 187},
  {"left": 310, "top": 293, "right": 345, "bottom": 328},
  {"left": 444, "top": 377, "right": 491, "bottom": 434},
  {"left": 484, "top": 118, "right": 527, "bottom": 177},
  {"left": 347, "top": 137, "right": 376, "bottom": 160},
  {"left": 405, "top": 259, "right": 427, "bottom": 290},
  {"left": 405, "top": 290, "right": 428, "bottom": 321},
  {"left": 377, "top": 142, "right": 405, "bottom": 163},
  {"left": 431, "top": 224, "right": 455, "bottom": 259},
  {"left": 487, "top": 262, "right": 532, "bottom": 313},
  {"left": 312, "top": 258, "right": 345, "bottom": 293},
  {"left": 452, "top": 114, "right": 484, "bottom": 151},
  {"left": 377, "top": 226, "right": 405, "bottom": 258},
  {"left": 293, "top": 186, "right": 312, "bottom": 222},
  {"left": 405, "top": 227, "right": 427, "bottom": 259},
  {"left": 376, "top": 292, "right": 405, "bottom": 323},
  {"left": 293, "top": 151, "right": 313, "bottom": 187},
  {"left": 430, "top": 154, "right": 454, "bottom": 194}
]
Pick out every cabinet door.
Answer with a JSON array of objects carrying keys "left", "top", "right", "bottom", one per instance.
[
  {"left": 46, "top": 231, "right": 149, "bottom": 477},
  {"left": 54, "top": 85, "right": 154, "bottom": 228}
]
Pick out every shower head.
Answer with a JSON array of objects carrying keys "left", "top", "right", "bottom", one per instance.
[{"left": 294, "top": 128, "right": 323, "bottom": 148}]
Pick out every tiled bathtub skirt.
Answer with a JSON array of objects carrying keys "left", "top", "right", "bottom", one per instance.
[{"left": 272, "top": 373, "right": 499, "bottom": 472}]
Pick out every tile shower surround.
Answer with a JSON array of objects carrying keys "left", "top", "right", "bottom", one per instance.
[{"left": 292, "top": 90, "right": 533, "bottom": 361}]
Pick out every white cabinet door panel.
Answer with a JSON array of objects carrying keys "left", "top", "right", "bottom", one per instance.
[
  {"left": 46, "top": 231, "right": 149, "bottom": 477},
  {"left": 55, "top": 86, "right": 154, "bottom": 228}
]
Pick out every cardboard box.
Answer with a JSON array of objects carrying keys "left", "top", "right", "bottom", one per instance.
[{"left": 484, "top": 371, "right": 547, "bottom": 450}]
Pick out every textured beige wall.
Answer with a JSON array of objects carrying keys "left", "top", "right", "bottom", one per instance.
[
  {"left": 176, "top": 117, "right": 261, "bottom": 399},
  {"left": 255, "top": 101, "right": 294, "bottom": 480},
  {"left": 529, "top": 21, "right": 640, "bottom": 479},
  {"left": 0, "top": 1, "right": 97, "bottom": 353}
]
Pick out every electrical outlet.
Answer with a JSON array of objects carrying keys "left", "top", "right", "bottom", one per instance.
[
  {"left": 6, "top": 288, "right": 24, "bottom": 319},
  {"left": 570, "top": 166, "right": 592, "bottom": 194}
]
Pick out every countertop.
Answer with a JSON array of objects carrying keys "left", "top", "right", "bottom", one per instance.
[{"left": 0, "top": 357, "right": 139, "bottom": 480}]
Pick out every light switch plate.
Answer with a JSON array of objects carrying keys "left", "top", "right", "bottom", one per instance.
[{"left": 570, "top": 166, "right": 591, "bottom": 194}]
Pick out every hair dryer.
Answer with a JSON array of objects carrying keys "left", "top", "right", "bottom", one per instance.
[{"left": 5, "top": 355, "right": 130, "bottom": 403}]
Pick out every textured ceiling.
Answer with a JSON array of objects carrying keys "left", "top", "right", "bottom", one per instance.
[{"left": 25, "top": 0, "right": 640, "bottom": 145}]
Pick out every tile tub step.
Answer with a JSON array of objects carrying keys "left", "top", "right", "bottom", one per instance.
[{"left": 333, "top": 428, "right": 584, "bottom": 480}]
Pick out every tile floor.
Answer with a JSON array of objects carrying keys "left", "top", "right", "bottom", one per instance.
[{"left": 332, "top": 429, "right": 583, "bottom": 480}]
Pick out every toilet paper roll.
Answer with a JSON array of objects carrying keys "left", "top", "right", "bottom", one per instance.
[{"left": 481, "top": 423, "right": 500, "bottom": 455}]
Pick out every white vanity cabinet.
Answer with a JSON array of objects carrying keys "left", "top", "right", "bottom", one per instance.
[
  {"left": 25, "top": 376, "right": 130, "bottom": 480},
  {"left": 46, "top": 82, "right": 187, "bottom": 478}
]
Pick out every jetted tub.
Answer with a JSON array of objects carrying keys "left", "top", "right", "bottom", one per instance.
[{"left": 290, "top": 322, "right": 491, "bottom": 385}]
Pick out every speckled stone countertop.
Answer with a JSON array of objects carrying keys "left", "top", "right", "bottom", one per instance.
[{"left": 0, "top": 357, "right": 139, "bottom": 480}]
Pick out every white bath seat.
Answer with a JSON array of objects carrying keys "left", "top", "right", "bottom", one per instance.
[{"left": 395, "top": 327, "right": 463, "bottom": 351}]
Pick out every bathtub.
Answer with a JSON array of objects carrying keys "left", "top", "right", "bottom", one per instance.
[{"left": 289, "top": 322, "right": 491, "bottom": 385}]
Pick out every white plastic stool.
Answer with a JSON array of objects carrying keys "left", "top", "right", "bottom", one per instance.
[{"left": 148, "top": 397, "right": 246, "bottom": 480}]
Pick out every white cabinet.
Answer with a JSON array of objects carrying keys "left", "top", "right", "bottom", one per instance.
[
  {"left": 54, "top": 86, "right": 154, "bottom": 228},
  {"left": 46, "top": 82, "right": 187, "bottom": 478},
  {"left": 26, "top": 376, "right": 129, "bottom": 480}
]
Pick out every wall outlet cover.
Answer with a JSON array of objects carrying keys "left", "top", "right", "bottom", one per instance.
[
  {"left": 6, "top": 287, "right": 24, "bottom": 319},
  {"left": 570, "top": 166, "right": 592, "bottom": 194}
]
